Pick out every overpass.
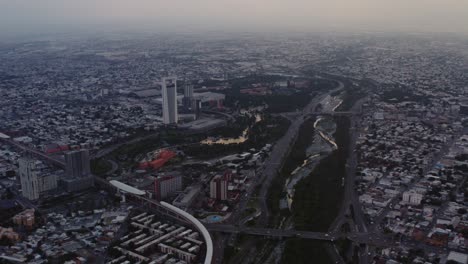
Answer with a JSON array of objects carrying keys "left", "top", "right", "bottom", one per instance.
[
  {"left": 277, "top": 111, "right": 358, "bottom": 119},
  {"left": 308, "top": 111, "right": 358, "bottom": 116},
  {"left": 205, "top": 224, "right": 395, "bottom": 248},
  {"left": 205, "top": 224, "right": 337, "bottom": 241},
  {"left": 0, "top": 139, "right": 215, "bottom": 264}
]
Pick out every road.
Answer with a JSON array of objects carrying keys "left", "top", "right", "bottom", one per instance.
[
  {"left": 369, "top": 133, "right": 461, "bottom": 232},
  {"left": 206, "top": 224, "right": 339, "bottom": 241},
  {"left": 211, "top": 79, "right": 344, "bottom": 264},
  {"left": 256, "top": 80, "right": 344, "bottom": 227},
  {"left": 1, "top": 138, "right": 65, "bottom": 167},
  {"left": 206, "top": 222, "right": 451, "bottom": 256},
  {"left": 91, "top": 133, "right": 159, "bottom": 159},
  {"left": 329, "top": 98, "right": 367, "bottom": 233}
]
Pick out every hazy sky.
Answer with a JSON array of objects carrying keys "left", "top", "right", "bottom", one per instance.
[{"left": 1, "top": 0, "right": 468, "bottom": 37}]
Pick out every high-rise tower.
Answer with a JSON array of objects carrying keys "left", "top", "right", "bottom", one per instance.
[
  {"left": 18, "top": 158, "right": 39, "bottom": 200},
  {"left": 183, "top": 83, "right": 194, "bottom": 110},
  {"left": 18, "top": 157, "right": 57, "bottom": 200},
  {"left": 62, "top": 149, "right": 93, "bottom": 192},
  {"left": 162, "top": 77, "right": 178, "bottom": 124},
  {"left": 65, "top": 149, "right": 91, "bottom": 179}
]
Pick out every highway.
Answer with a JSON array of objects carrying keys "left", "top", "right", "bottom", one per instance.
[
  {"left": 205, "top": 223, "right": 448, "bottom": 255},
  {"left": 8, "top": 76, "right": 451, "bottom": 263},
  {"left": 1, "top": 138, "right": 65, "bottom": 167},
  {"left": 322, "top": 97, "right": 370, "bottom": 263},
  {"left": 209, "top": 79, "right": 346, "bottom": 264},
  {"left": 255, "top": 80, "right": 345, "bottom": 227},
  {"left": 206, "top": 224, "right": 337, "bottom": 240}
]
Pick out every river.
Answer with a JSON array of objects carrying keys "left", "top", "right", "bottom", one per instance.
[{"left": 284, "top": 116, "right": 338, "bottom": 209}]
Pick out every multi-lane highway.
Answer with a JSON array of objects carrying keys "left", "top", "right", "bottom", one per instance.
[
  {"left": 206, "top": 224, "right": 338, "bottom": 241},
  {"left": 1, "top": 138, "right": 65, "bottom": 167},
  {"left": 255, "top": 80, "right": 345, "bottom": 227}
]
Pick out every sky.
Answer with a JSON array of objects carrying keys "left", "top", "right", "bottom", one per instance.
[{"left": 1, "top": 0, "right": 468, "bottom": 38}]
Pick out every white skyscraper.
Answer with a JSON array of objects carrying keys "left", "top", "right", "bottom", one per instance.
[
  {"left": 18, "top": 158, "right": 58, "bottom": 200},
  {"left": 18, "top": 158, "right": 39, "bottom": 200},
  {"left": 162, "top": 77, "right": 178, "bottom": 124}
]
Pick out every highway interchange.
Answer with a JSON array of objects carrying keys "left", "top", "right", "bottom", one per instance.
[{"left": 2, "top": 75, "right": 461, "bottom": 264}]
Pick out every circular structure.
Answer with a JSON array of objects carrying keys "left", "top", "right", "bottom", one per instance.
[
  {"left": 160, "top": 202, "right": 213, "bottom": 264},
  {"left": 205, "top": 215, "right": 223, "bottom": 223}
]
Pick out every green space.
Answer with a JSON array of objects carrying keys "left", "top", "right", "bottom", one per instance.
[
  {"left": 280, "top": 116, "right": 350, "bottom": 264},
  {"left": 336, "top": 85, "right": 366, "bottom": 111},
  {"left": 104, "top": 136, "right": 163, "bottom": 169},
  {"left": 98, "top": 112, "right": 289, "bottom": 166},
  {"left": 336, "top": 238, "right": 353, "bottom": 261},
  {"left": 266, "top": 118, "right": 316, "bottom": 226},
  {"left": 225, "top": 92, "right": 314, "bottom": 113},
  {"left": 90, "top": 158, "right": 112, "bottom": 175},
  {"left": 240, "top": 207, "right": 257, "bottom": 219},
  {"left": 223, "top": 236, "right": 281, "bottom": 264},
  {"left": 223, "top": 75, "right": 339, "bottom": 113},
  {"left": 184, "top": 114, "right": 290, "bottom": 159},
  {"left": 281, "top": 239, "right": 333, "bottom": 264},
  {"left": 291, "top": 116, "right": 349, "bottom": 231}
]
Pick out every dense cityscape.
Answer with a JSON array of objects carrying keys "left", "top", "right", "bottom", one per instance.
[{"left": 0, "top": 29, "right": 468, "bottom": 264}]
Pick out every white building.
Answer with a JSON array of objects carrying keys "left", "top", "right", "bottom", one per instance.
[
  {"left": 18, "top": 158, "right": 58, "bottom": 200},
  {"left": 154, "top": 175, "right": 182, "bottom": 200},
  {"left": 162, "top": 77, "right": 178, "bottom": 124},
  {"left": 402, "top": 190, "right": 423, "bottom": 205},
  {"left": 19, "top": 158, "right": 39, "bottom": 200},
  {"left": 447, "top": 251, "right": 468, "bottom": 264}
]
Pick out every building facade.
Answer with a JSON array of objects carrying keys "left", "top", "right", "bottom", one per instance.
[
  {"left": 13, "top": 209, "right": 35, "bottom": 228},
  {"left": 18, "top": 158, "right": 58, "bottom": 200},
  {"left": 63, "top": 149, "right": 93, "bottom": 192},
  {"left": 154, "top": 175, "right": 182, "bottom": 200},
  {"left": 162, "top": 77, "right": 178, "bottom": 124},
  {"left": 65, "top": 149, "right": 91, "bottom": 179},
  {"left": 18, "top": 158, "right": 39, "bottom": 200},
  {"left": 402, "top": 190, "right": 423, "bottom": 205},
  {"left": 183, "top": 84, "right": 194, "bottom": 110},
  {"left": 210, "top": 174, "right": 228, "bottom": 201}
]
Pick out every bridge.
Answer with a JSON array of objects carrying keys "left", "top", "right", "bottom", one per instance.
[
  {"left": 0, "top": 137, "right": 215, "bottom": 264},
  {"left": 205, "top": 224, "right": 336, "bottom": 241},
  {"left": 308, "top": 111, "right": 358, "bottom": 116},
  {"left": 204, "top": 224, "right": 394, "bottom": 248},
  {"left": 277, "top": 111, "right": 358, "bottom": 119}
]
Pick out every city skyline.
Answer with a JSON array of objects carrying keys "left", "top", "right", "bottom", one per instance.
[
  {"left": 1, "top": 1, "right": 468, "bottom": 263},
  {"left": 1, "top": 0, "right": 468, "bottom": 40}
]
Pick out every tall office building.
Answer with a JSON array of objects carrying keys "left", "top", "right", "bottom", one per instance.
[
  {"left": 183, "top": 84, "right": 194, "bottom": 110},
  {"left": 18, "top": 158, "right": 39, "bottom": 200},
  {"left": 184, "top": 84, "right": 194, "bottom": 98},
  {"left": 18, "top": 158, "right": 58, "bottom": 200},
  {"left": 65, "top": 149, "right": 91, "bottom": 178},
  {"left": 162, "top": 77, "right": 178, "bottom": 124},
  {"left": 63, "top": 149, "right": 93, "bottom": 192},
  {"left": 210, "top": 174, "right": 228, "bottom": 201},
  {"left": 154, "top": 175, "right": 182, "bottom": 200}
]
